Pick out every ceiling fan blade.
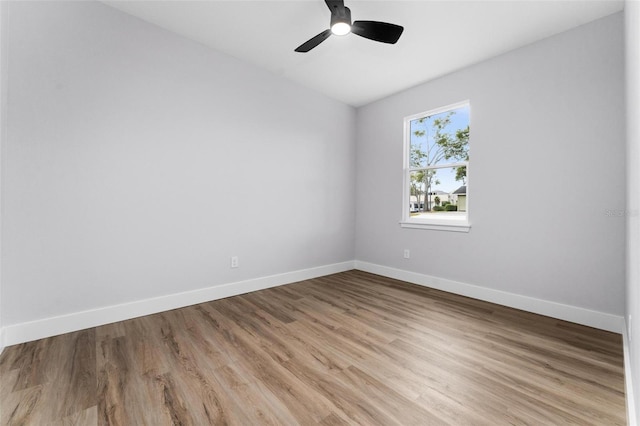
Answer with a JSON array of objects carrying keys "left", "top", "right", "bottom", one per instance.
[
  {"left": 294, "top": 29, "right": 332, "bottom": 52},
  {"left": 351, "top": 21, "right": 404, "bottom": 44},
  {"left": 325, "top": 0, "right": 346, "bottom": 16}
]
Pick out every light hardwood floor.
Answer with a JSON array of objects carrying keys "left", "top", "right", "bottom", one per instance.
[{"left": 0, "top": 270, "right": 627, "bottom": 425}]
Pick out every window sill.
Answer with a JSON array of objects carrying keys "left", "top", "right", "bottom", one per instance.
[{"left": 399, "top": 218, "right": 471, "bottom": 232}]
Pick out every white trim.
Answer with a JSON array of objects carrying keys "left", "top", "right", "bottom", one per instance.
[
  {"left": 623, "top": 321, "right": 638, "bottom": 426},
  {"left": 400, "top": 219, "right": 471, "bottom": 232},
  {"left": 0, "top": 0, "right": 7, "bottom": 358},
  {"left": 354, "top": 261, "right": 625, "bottom": 333},
  {"left": 2, "top": 259, "right": 626, "bottom": 347},
  {"left": 404, "top": 100, "right": 471, "bottom": 123},
  {"left": 0, "top": 329, "right": 4, "bottom": 356},
  {"left": 410, "top": 161, "right": 467, "bottom": 172},
  {"left": 2, "top": 261, "right": 355, "bottom": 346}
]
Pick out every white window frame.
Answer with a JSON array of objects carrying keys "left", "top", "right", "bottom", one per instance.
[{"left": 400, "top": 101, "right": 471, "bottom": 232}]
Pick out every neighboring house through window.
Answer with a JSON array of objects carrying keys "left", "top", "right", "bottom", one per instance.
[{"left": 401, "top": 101, "right": 470, "bottom": 232}]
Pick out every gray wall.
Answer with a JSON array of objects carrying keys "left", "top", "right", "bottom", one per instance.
[
  {"left": 625, "top": 0, "right": 640, "bottom": 419},
  {"left": 355, "top": 13, "right": 625, "bottom": 316},
  {"left": 1, "top": 1, "right": 356, "bottom": 326}
]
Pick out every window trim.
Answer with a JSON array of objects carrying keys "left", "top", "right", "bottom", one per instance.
[{"left": 400, "top": 100, "right": 471, "bottom": 232}]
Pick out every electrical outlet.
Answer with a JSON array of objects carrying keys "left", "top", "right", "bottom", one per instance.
[
  {"left": 403, "top": 249, "right": 410, "bottom": 259},
  {"left": 230, "top": 256, "right": 239, "bottom": 268}
]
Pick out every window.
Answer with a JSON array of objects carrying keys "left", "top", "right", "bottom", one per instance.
[{"left": 401, "top": 101, "right": 470, "bottom": 232}]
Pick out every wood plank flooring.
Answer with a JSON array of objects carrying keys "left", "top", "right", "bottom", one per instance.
[{"left": 0, "top": 270, "right": 627, "bottom": 425}]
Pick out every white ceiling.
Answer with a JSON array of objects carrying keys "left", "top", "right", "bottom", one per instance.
[{"left": 103, "top": 0, "right": 624, "bottom": 107}]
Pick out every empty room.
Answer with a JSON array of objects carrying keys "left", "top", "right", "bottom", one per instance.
[{"left": 0, "top": 0, "right": 639, "bottom": 424}]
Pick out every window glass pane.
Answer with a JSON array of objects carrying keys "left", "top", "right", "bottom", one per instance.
[
  {"left": 409, "top": 170, "right": 427, "bottom": 212},
  {"left": 409, "top": 104, "right": 470, "bottom": 169},
  {"left": 409, "top": 166, "right": 467, "bottom": 215}
]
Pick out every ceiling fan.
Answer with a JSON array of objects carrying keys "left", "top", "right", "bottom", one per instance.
[{"left": 294, "top": 0, "right": 404, "bottom": 53}]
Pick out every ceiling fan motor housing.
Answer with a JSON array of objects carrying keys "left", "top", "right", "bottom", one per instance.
[{"left": 331, "top": 6, "right": 351, "bottom": 28}]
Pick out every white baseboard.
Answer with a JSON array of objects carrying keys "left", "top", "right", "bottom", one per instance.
[
  {"left": 623, "top": 323, "right": 638, "bottom": 426},
  {"left": 354, "top": 261, "right": 625, "bottom": 334},
  {"left": 2, "top": 261, "right": 355, "bottom": 347},
  {"left": 1, "top": 260, "right": 626, "bottom": 346},
  {"left": 0, "top": 328, "right": 4, "bottom": 356}
]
